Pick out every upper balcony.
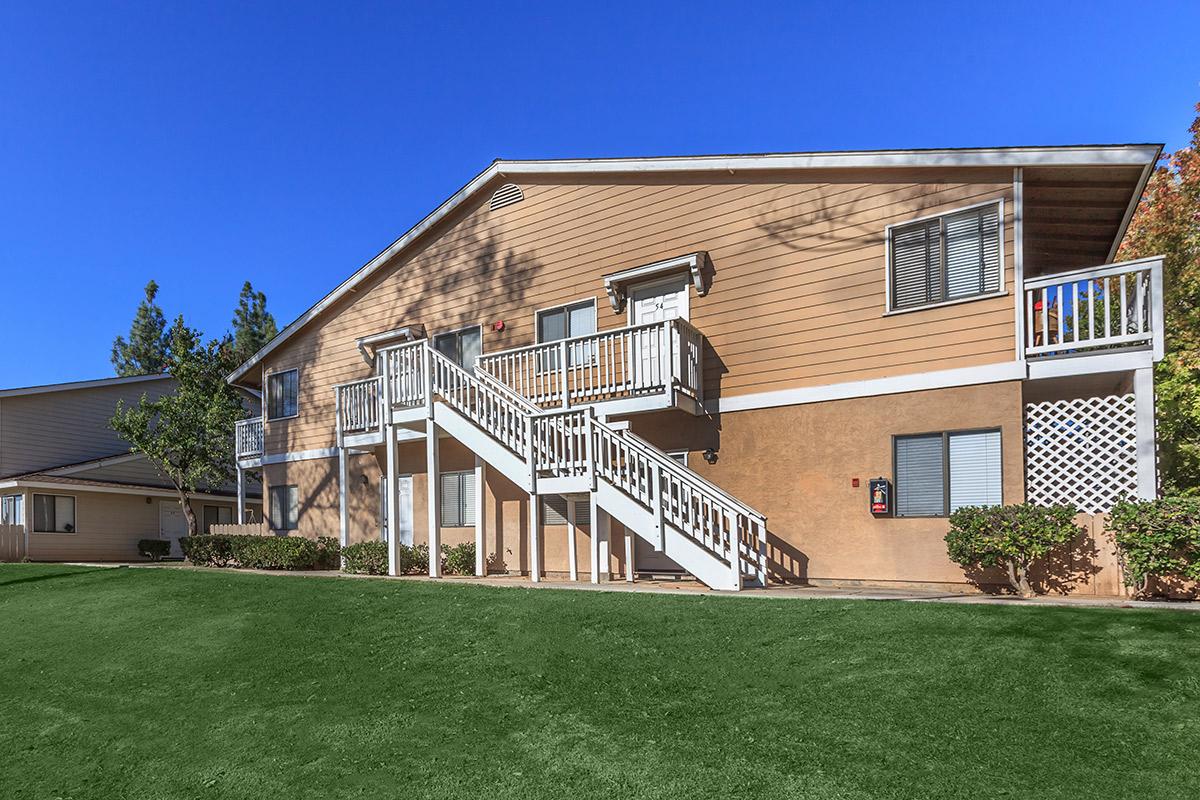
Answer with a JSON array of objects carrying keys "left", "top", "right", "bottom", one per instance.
[
  {"left": 1022, "top": 256, "right": 1163, "bottom": 377},
  {"left": 235, "top": 417, "right": 264, "bottom": 462}
]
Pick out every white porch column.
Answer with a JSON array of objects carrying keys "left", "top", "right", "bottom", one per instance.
[
  {"left": 427, "top": 422, "right": 442, "bottom": 578},
  {"left": 386, "top": 426, "right": 399, "bottom": 576},
  {"left": 590, "top": 495, "right": 610, "bottom": 584},
  {"left": 337, "top": 448, "right": 349, "bottom": 550},
  {"left": 566, "top": 496, "right": 579, "bottom": 582},
  {"left": 1134, "top": 366, "right": 1158, "bottom": 499},
  {"left": 625, "top": 529, "right": 636, "bottom": 583},
  {"left": 236, "top": 466, "right": 246, "bottom": 524},
  {"left": 474, "top": 455, "right": 486, "bottom": 576},
  {"left": 529, "top": 492, "right": 541, "bottom": 583}
]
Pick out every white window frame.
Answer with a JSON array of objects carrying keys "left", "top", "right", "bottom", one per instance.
[
  {"left": 31, "top": 493, "right": 78, "bottom": 534},
  {"left": 893, "top": 428, "right": 1003, "bottom": 518},
  {"left": 266, "top": 368, "right": 300, "bottom": 421},
  {"left": 269, "top": 484, "right": 299, "bottom": 531},
  {"left": 0, "top": 494, "right": 24, "bottom": 526},
  {"left": 432, "top": 324, "right": 485, "bottom": 369},
  {"left": 883, "top": 199, "right": 1006, "bottom": 316},
  {"left": 534, "top": 297, "right": 598, "bottom": 371}
]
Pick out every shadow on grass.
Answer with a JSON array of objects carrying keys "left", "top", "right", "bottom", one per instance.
[{"left": 0, "top": 567, "right": 114, "bottom": 588}]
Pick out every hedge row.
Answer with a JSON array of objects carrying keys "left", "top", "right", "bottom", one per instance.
[
  {"left": 180, "top": 534, "right": 340, "bottom": 570},
  {"left": 341, "top": 541, "right": 475, "bottom": 576}
]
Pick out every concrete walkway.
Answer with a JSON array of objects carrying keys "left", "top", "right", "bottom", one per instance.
[{"left": 56, "top": 561, "right": 1200, "bottom": 612}]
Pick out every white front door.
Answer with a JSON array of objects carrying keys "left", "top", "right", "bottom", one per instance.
[
  {"left": 630, "top": 276, "right": 689, "bottom": 389},
  {"left": 159, "top": 501, "right": 188, "bottom": 558}
]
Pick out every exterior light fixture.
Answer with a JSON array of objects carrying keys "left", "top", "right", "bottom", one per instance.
[{"left": 702, "top": 448, "right": 718, "bottom": 464}]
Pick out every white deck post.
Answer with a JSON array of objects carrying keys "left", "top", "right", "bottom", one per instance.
[
  {"left": 236, "top": 466, "right": 246, "bottom": 524},
  {"left": 474, "top": 455, "right": 486, "bottom": 576},
  {"left": 529, "top": 492, "right": 541, "bottom": 582},
  {"left": 625, "top": 529, "right": 635, "bottom": 583},
  {"left": 590, "top": 495, "right": 610, "bottom": 583},
  {"left": 427, "top": 422, "right": 442, "bottom": 578},
  {"left": 337, "top": 448, "right": 349, "bottom": 550},
  {"left": 386, "top": 426, "right": 400, "bottom": 576},
  {"left": 566, "top": 496, "right": 579, "bottom": 582},
  {"left": 1134, "top": 366, "right": 1158, "bottom": 499}
]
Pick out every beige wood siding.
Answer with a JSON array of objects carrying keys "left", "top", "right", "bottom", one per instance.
[
  {"left": 257, "top": 167, "right": 1017, "bottom": 454},
  {"left": 0, "top": 379, "right": 176, "bottom": 476}
]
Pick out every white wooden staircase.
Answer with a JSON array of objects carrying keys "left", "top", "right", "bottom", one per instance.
[{"left": 343, "top": 337, "right": 767, "bottom": 590}]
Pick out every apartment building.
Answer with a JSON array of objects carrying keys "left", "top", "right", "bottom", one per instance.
[
  {"left": 0, "top": 374, "right": 261, "bottom": 561},
  {"left": 227, "top": 145, "right": 1163, "bottom": 594}
]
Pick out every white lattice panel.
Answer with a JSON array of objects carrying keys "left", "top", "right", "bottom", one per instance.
[{"left": 1024, "top": 393, "right": 1137, "bottom": 513}]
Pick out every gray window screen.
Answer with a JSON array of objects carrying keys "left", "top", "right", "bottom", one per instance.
[
  {"left": 895, "top": 430, "right": 1002, "bottom": 517},
  {"left": 439, "top": 471, "right": 476, "bottom": 527},
  {"left": 895, "top": 434, "right": 946, "bottom": 517}
]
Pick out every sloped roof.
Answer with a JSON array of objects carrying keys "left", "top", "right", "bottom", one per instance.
[
  {"left": 226, "top": 144, "right": 1163, "bottom": 385},
  {"left": 0, "top": 373, "right": 170, "bottom": 398}
]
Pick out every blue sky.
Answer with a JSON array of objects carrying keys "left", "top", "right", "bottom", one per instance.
[{"left": 2, "top": 1, "right": 1198, "bottom": 387}]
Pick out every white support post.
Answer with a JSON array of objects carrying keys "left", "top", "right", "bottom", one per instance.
[
  {"left": 529, "top": 491, "right": 541, "bottom": 583},
  {"left": 652, "top": 461, "right": 664, "bottom": 551},
  {"left": 474, "top": 455, "right": 485, "bottom": 576},
  {"left": 386, "top": 426, "right": 399, "bottom": 576},
  {"left": 337, "top": 449, "right": 349, "bottom": 551},
  {"left": 427, "top": 422, "right": 442, "bottom": 578},
  {"left": 236, "top": 466, "right": 246, "bottom": 524},
  {"left": 559, "top": 339, "right": 570, "bottom": 408},
  {"left": 624, "top": 528, "right": 635, "bottom": 583},
  {"left": 1134, "top": 367, "right": 1158, "bottom": 499},
  {"left": 566, "top": 495, "right": 579, "bottom": 582}
]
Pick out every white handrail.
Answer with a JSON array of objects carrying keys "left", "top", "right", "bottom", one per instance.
[{"left": 1023, "top": 257, "right": 1163, "bottom": 359}]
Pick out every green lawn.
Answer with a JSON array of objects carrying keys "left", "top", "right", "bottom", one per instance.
[{"left": 1, "top": 565, "right": 1198, "bottom": 800}]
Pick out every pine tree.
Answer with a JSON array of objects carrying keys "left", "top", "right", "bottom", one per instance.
[
  {"left": 111, "top": 280, "right": 169, "bottom": 376},
  {"left": 1118, "top": 102, "right": 1200, "bottom": 494},
  {"left": 230, "top": 281, "right": 279, "bottom": 366}
]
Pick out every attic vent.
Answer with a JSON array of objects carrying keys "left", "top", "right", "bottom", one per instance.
[{"left": 489, "top": 183, "right": 524, "bottom": 211}]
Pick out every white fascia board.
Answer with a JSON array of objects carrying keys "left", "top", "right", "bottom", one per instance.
[
  {"left": 259, "top": 447, "right": 340, "bottom": 466},
  {"left": 226, "top": 143, "right": 1161, "bottom": 385},
  {"left": 1026, "top": 350, "right": 1154, "bottom": 380},
  {"left": 709, "top": 361, "right": 1027, "bottom": 414}
]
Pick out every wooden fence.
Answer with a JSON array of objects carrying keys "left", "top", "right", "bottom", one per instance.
[
  {"left": 208, "top": 522, "right": 271, "bottom": 536},
  {"left": 0, "top": 524, "right": 26, "bottom": 562}
]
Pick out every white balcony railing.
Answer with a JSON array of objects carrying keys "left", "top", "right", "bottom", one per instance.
[
  {"left": 475, "top": 318, "right": 704, "bottom": 409},
  {"left": 235, "top": 417, "right": 263, "bottom": 459},
  {"left": 379, "top": 339, "right": 427, "bottom": 410},
  {"left": 1023, "top": 257, "right": 1164, "bottom": 360},
  {"left": 335, "top": 376, "right": 384, "bottom": 438}
]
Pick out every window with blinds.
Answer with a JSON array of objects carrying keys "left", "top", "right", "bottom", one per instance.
[
  {"left": 267, "top": 369, "right": 298, "bottom": 419},
  {"left": 269, "top": 485, "right": 298, "bottom": 530},
  {"left": 895, "top": 429, "right": 1001, "bottom": 517},
  {"left": 889, "top": 203, "right": 1001, "bottom": 311},
  {"left": 541, "top": 495, "right": 569, "bottom": 526},
  {"left": 439, "top": 471, "right": 476, "bottom": 527}
]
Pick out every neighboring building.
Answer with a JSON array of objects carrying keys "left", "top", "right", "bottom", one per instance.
[
  {"left": 227, "top": 145, "right": 1164, "bottom": 594},
  {"left": 0, "top": 374, "right": 262, "bottom": 561}
]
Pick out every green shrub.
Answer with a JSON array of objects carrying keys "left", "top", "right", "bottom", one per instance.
[
  {"left": 180, "top": 535, "right": 233, "bottom": 567},
  {"left": 137, "top": 539, "right": 172, "bottom": 561},
  {"left": 407, "top": 543, "right": 430, "bottom": 575},
  {"left": 945, "top": 503, "right": 1082, "bottom": 596},
  {"left": 342, "top": 541, "right": 389, "bottom": 575},
  {"left": 441, "top": 542, "right": 476, "bottom": 575},
  {"left": 315, "top": 536, "right": 341, "bottom": 570},
  {"left": 1109, "top": 497, "right": 1200, "bottom": 596}
]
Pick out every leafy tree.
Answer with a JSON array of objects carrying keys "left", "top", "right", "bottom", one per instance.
[
  {"left": 230, "top": 281, "right": 278, "bottom": 366},
  {"left": 1118, "top": 103, "right": 1200, "bottom": 494},
  {"left": 111, "top": 316, "right": 245, "bottom": 537},
  {"left": 111, "top": 280, "right": 169, "bottom": 376},
  {"left": 945, "top": 503, "right": 1082, "bottom": 596}
]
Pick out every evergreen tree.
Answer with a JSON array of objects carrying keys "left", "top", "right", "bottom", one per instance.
[
  {"left": 111, "top": 315, "right": 245, "bottom": 537},
  {"left": 111, "top": 280, "right": 169, "bottom": 376},
  {"left": 1118, "top": 102, "right": 1200, "bottom": 494},
  {"left": 230, "top": 281, "right": 278, "bottom": 366}
]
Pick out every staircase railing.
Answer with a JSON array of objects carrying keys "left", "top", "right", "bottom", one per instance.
[
  {"left": 475, "top": 318, "right": 704, "bottom": 409},
  {"left": 428, "top": 347, "right": 529, "bottom": 458}
]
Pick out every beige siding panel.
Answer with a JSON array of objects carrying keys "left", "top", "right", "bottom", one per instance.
[
  {"left": 0, "top": 379, "right": 176, "bottom": 476},
  {"left": 255, "top": 168, "right": 1019, "bottom": 453}
]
